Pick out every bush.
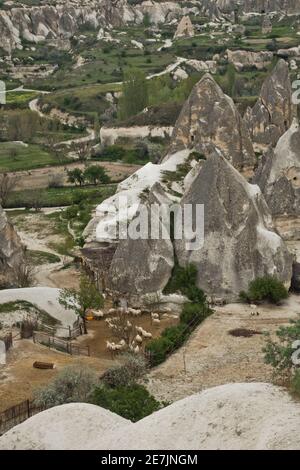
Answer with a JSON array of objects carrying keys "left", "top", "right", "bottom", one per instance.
[
  {"left": 263, "top": 319, "right": 300, "bottom": 382},
  {"left": 164, "top": 263, "right": 206, "bottom": 303},
  {"left": 34, "top": 365, "right": 98, "bottom": 408},
  {"left": 180, "top": 302, "right": 210, "bottom": 327},
  {"left": 101, "top": 353, "right": 148, "bottom": 388},
  {"left": 145, "top": 336, "right": 173, "bottom": 366},
  {"left": 91, "top": 384, "right": 161, "bottom": 422},
  {"left": 291, "top": 370, "right": 300, "bottom": 397},
  {"left": 240, "top": 276, "right": 289, "bottom": 304}
]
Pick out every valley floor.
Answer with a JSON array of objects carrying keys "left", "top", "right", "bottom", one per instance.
[{"left": 145, "top": 296, "right": 300, "bottom": 403}]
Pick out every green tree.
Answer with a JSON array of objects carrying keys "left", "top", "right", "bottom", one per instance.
[
  {"left": 84, "top": 165, "right": 110, "bottom": 185},
  {"left": 59, "top": 275, "right": 104, "bottom": 334},
  {"left": 119, "top": 69, "right": 149, "bottom": 120},
  {"left": 91, "top": 384, "right": 162, "bottom": 422},
  {"left": 263, "top": 319, "right": 300, "bottom": 391},
  {"left": 67, "top": 168, "right": 85, "bottom": 186}
]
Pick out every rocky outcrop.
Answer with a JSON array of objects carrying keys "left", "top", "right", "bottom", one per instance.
[
  {"left": 108, "top": 183, "right": 174, "bottom": 296},
  {"left": 262, "top": 14, "right": 272, "bottom": 34},
  {"left": 175, "top": 149, "right": 293, "bottom": 302},
  {"left": 166, "top": 74, "right": 256, "bottom": 176},
  {"left": 227, "top": 49, "right": 273, "bottom": 71},
  {"left": 0, "top": 1, "right": 196, "bottom": 53},
  {"left": 174, "top": 15, "right": 194, "bottom": 39},
  {"left": 254, "top": 119, "right": 300, "bottom": 240},
  {"left": 0, "top": 205, "right": 24, "bottom": 288},
  {"left": 244, "top": 59, "right": 293, "bottom": 149}
]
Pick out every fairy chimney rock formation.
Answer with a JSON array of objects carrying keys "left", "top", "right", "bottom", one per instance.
[
  {"left": 244, "top": 59, "right": 293, "bottom": 149},
  {"left": 174, "top": 150, "right": 293, "bottom": 301},
  {"left": 254, "top": 118, "right": 300, "bottom": 240},
  {"left": 174, "top": 16, "right": 194, "bottom": 39},
  {"left": 166, "top": 74, "right": 256, "bottom": 177},
  {"left": 0, "top": 205, "right": 24, "bottom": 288}
]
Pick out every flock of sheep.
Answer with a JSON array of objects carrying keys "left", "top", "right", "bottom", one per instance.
[{"left": 91, "top": 307, "right": 163, "bottom": 355}]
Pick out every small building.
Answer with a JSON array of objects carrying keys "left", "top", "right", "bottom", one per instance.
[
  {"left": 262, "top": 15, "right": 272, "bottom": 35},
  {"left": 174, "top": 16, "right": 195, "bottom": 40}
]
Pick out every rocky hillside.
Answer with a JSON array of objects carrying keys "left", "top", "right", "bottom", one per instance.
[
  {"left": 0, "top": 0, "right": 197, "bottom": 53},
  {"left": 0, "top": 205, "right": 24, "bottom": 288},
  {"left": 84, "top": 62, "right": 295, "bottom": 303}
]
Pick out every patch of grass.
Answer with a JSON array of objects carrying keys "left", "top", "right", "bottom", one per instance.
[
  {"left": 0, "top": 142, "right": 68, "bottom": 172},
  {"left": 27, "top": 250, "right": 61, "bottom": 265},
  {"left": 6, "top": 185, "right": 116, "bottom": 208}
]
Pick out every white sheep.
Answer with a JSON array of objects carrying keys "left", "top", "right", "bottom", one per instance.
[
  {"left": 151, "top": 313, "right": 159, "bottom": 319},
  {"left": 141, "top": 329, "right": 152, "bottom": 339},
  {"left": 135, "top": 334, "right": 143, "bottom": 344},
  {"left": 153, "top": 318, "right": 161, "bottom": 326},
  {"left": 129, "top": 308, "right": 142, "bottom": 316},
  {"left": 133, "top": 345, "right": 140, "bottom": 354},
  {"left": 135, "top": 326, "right": 144, "bottom": 334}
]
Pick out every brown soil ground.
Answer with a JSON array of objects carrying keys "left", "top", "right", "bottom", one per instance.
[
  {"left": 145, "top": 296, "right": 300, "bottom": 403},
  {"left": 11, "top": 161, "right": 141, "bottom": 191},
  {"left": 0, "top": 339, "right": 114, "bottom": 412},
  {"left": 0, "top": 313, "right": 176, "bottom": 412}
]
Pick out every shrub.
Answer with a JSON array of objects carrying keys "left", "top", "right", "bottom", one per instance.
[
  {"left": 145, "top": 336, "right": 173, "bottom": 366},
  {"left": 263, "top": 319, "right": 300, "bottom": 382},
  {"left": 34, "top": 365, "right": 98, "bottom": 408},
  {"left": 240, "top": 276, "right": 289, "bottom": 304},
  {"left": 291, "top": 370, "right": 300, "bottom": 397},
  {"left": 180, "top": 302, "right": 210, "bottom": 327},
  {"left": 91, "top": 384, "right": 161, "bottom": 422},
  {"left": 164, "top": 263, "right": 206, "bottom": 303},
  {"left": 101, "top": 353, "right": 148, "bottom": 388}
]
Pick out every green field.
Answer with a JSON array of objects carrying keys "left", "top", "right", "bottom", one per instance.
[
  {"left": 0, "top": 142, "right": 67, "bottom": 172},
  {"left": 6, "top": 184, "right": 116, "bottom": 208}
]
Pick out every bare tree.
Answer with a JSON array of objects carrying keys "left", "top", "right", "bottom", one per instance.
[
  {"left": 72, "top": 140, "right": 92, "bottom": 163},
  {"left": 12, "top": 255, "right": 35, "bottom": 288},
  {"left": 107, "top": 310, "right": 137, "bottom": 347},
  {"left": 0, "top": 173, "right": 18, "bottom": 207}
]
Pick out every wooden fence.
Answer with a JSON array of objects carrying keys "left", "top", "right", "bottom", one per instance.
[
  {"left": 41, "top": 323, "right": 83, "bottom": 340},
  {"left": 33, "top": 331, "right": 90, "bottom": 357},
  {"left": 0, "top": 400, "right": 45, "bottom": 436}
]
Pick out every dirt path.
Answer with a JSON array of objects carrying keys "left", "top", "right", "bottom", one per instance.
[{"left": 145, "top": 296, "right": 300, "bottom": 403}]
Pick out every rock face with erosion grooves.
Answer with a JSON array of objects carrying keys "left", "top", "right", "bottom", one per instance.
[
  {"left": 108, "top": 182, "right": 174, "bottom": 296},
  {"left": 166, "top": 74, "right": 256, "bottom": 177},
  {"left": 0, "top": 205, "right": 24, "bottom": 288},
  {"left": 254, "top": 119, "right": 300, "bottom": 241},
  {"left": 174, "top": 150, "right": 293, "bottom": 302},
  {"left": 244, "top": 59, "right": 293, "bottom": 149}
]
